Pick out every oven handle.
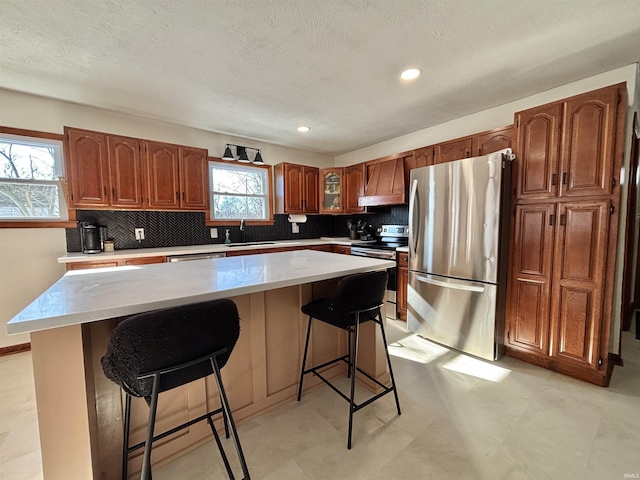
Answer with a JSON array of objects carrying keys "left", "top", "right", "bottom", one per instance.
[{"left": 351, "top": 250, "right": 397, "bottom": 261}]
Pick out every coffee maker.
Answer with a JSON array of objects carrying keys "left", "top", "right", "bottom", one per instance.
[{"left": 80, "top": 223, "right": 102, "bottom": 254}]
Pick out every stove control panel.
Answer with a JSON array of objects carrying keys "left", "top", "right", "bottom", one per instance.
[{"left": 379, "top": 225, "right": 409, "bottom": 238}]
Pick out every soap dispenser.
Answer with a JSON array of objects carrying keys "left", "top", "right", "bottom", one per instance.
[{"left": 224, "top": 229, "right": 231, "bottom": 244}]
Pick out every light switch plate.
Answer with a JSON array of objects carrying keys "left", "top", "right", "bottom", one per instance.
[
  {"left": 210, "top": 228, "right": 218, "bottom": 239},
  {"left": 292, "top": 223, "right": 299, "bottom": 234},
  {"left": 134, "top": 228, "right": 145, "bottom": 240}
]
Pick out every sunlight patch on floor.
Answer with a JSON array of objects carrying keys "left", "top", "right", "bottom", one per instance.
[
  {"left": 441, "top": 354, "right": 510, "bottom": 382},
  {"left": 388, "top": 334, "right": 450, "bottom": 364}
]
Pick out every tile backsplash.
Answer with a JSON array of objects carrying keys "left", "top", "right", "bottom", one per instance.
[{"left": 65, "top": 205, "right": 409, "bottom": 252}]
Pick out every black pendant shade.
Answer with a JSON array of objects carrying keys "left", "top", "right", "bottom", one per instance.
[{"left": 221, "top": 144, "right": 264, "bottom": 165}]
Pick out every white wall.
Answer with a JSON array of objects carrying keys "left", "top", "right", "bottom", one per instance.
[
  {"left": 336, "top": 63, "right": 638, "bottom": 356},
  {"left": 0, "top": 88, "right": 334, "bottom": 347},
  {"left": 0, "top": 229, "right": 67, "bottom": 348}
]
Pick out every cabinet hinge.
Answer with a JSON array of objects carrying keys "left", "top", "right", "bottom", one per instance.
[
  {"left": 506, "top": 330, "right": 510, "bottom": 342},
  {"left": 516, "top": 118, "right": 520, "bottom": 128},
  {"left": 610, "top": 205, "right": 615, "bottom": 215},
  {"left": 598, "top": 356, "right": 603, "bottom": 367},
  {"left": 612, "top": 177, "right": 616, "bottom": 188},
  {"left": 616, "top": 92, "right": 621, "bottom": 105}
]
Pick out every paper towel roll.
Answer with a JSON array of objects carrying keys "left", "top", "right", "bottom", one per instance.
[{"left": 288, "top": 214, "right": 307, "bottom": 224}]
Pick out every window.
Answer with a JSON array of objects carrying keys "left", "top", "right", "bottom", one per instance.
[
  {"left": 0, "top": 133, "right": 67, "bottom": 221},
  {"left": 209, "top": 161, "right": 272, "bottom": 222}
]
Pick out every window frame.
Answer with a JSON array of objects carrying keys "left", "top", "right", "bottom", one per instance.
[
  {"left": 0, "top": 127, "right": 76, "bottom": 228},
  {"left": 206, "top": 158, "right": 274, "bottom": 226}
]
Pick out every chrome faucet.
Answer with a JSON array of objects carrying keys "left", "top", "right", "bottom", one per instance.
[{"left": 240, "top": 218, "right": 246, "bottom": 243}]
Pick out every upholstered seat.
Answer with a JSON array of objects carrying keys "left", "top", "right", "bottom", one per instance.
[{"left": 102, "top": 298, "right": 250, "bottom": 480}]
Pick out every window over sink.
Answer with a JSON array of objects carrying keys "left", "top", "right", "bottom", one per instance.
[{"left": 209, "top": 160, "right": 273, "bottom": 224}]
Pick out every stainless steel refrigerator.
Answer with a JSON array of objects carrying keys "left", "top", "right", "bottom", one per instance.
[{"left": 407, "top": 149, "right": 513, "bottom": 361}]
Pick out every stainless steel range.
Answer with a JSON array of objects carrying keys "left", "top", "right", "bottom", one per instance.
[{"left": 351, "top": 224, "right": 409, "bottom": 318}]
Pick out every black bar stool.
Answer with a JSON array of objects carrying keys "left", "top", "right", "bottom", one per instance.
[
  {"left": 297, "top": 270, "right": 401, "bottom": 449},
  {"left": 101, "top": 298, "right": 251, "bottom": 480}
]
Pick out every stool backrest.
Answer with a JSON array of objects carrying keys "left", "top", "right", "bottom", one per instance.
[
  {"left": 101, "top": 298, "right": 240, "bottom": 398},
  {"left": 329, "top": 270, "right": 388, "bottom": 318}
]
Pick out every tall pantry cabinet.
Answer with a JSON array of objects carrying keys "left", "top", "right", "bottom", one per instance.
[{"left": 505, "top": 83, "right": 627, "bottom": 386}]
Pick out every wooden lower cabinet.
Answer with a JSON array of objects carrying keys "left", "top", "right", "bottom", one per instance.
[
  {"left": 66, "top": 256, "right": 166, "bottom": 270},
  {"left": 397, "top": 252, "right": 409, "bottom": 321},
  {"left": 505, "top": 200, "right": 613, "bottom": 384}
]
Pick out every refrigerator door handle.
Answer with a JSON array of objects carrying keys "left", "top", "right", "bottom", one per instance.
[
  {"left": 409, "top": 178, "right": 420, "bottom": 256},
  {"left": 414, "top": 273, "right": 486, "bottom": 293}
]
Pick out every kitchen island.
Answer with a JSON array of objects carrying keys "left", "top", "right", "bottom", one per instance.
[{"left": 7, "top": 250, "right": 395, "bottom": 480}]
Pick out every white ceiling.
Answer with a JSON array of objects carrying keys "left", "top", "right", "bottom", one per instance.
[{"left": 2, "top": 1, "right": 640, "bottom": 155}]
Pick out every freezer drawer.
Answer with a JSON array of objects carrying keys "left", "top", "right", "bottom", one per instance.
[{"left": 407, "top": 271, "right": 499, "bottom": 361}]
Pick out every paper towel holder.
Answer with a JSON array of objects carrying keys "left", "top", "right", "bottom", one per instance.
[{"left": 287, "top": 214, "right": 307, "bottom": 224}]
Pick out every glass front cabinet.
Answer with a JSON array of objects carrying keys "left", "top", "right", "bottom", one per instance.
[{"left": 319, "top": 168, "right": 344, "bottom": 214}]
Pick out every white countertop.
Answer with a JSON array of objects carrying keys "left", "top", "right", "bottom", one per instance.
[
  {"left": 58, "top": 237, "right": 367, "bottom": 263},
  {"left": 8, "top": 250, "right": 395, "bottom": 335}
]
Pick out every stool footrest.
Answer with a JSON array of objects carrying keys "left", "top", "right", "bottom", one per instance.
[{"left": 304, "top": 354, "right": 397, "bottom": 412}]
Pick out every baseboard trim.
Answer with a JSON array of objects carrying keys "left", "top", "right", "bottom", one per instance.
[{"left": 0, "top": 343, "right": 31, "bottom": 357}]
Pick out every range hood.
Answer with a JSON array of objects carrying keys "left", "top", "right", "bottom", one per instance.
[{"left": 358, "top": 157, "right": 406, "bottom": 206}]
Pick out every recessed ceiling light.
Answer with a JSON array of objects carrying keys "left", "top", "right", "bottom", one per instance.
[
  {"left": 400, "top": 68, "right": 421, "bottom": 81},
  {"left": 297, "top": 126, "right": 310, "bottom": 132}
]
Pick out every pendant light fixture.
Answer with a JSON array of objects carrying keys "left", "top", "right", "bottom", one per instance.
[{"left": 221, "top": 144, "right": 265, "bottom": 165}]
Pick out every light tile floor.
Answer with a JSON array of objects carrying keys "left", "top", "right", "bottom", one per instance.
[{"left": 2, "top": 319, "right": 639, "bottom": 479}]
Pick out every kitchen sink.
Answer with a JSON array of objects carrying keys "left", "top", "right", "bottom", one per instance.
[{"left": 225, "top": 242, "right": 275, "bottom": 247}]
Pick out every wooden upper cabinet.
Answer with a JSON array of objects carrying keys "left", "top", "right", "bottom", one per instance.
[
  {"left": 145, "top": 141, "right": 180, "bottom": 209},
  {"left": 549, "top": 200, "right": 610, "bottom": 369},
  {"left": 477, "top": 126, "right": 514, "bottom": 156},
  {"left": 274, "top": 163, "right": 319, "bottom": 214},
  {"left": 412, "top": 146, "right": 433, "bottom": 169},
  {"left": 515, "top": 83, "right": 623, "bottom": 201},
  {"left": 434, "top": 136, "right": 473, "bottom": 164},
  {"left": 514, "top": 103, "right": 563, "bottom": 200},
  {"left": 344, "top": 163, "right": 365, "bottom": 213},
  {"left": 178, "top": 146, "right": 208, "bottom": 210},
  {"left": 67, "top": 128, "right": 110, "bottom": 207},
  {"left": 107, "top": 135, "right": 144, "bottom": 208},
  {"left": 303, "top": 166, "right": 319, "bottom": 213},
  {"left": 67, "top": 127, "right": 210, "bottom": 211},
  {"left": 559, "top": 86, "right": 620, "bottom": 198},
  {"left": 319, "top": 168, "right": 343, "bottom": 214}
]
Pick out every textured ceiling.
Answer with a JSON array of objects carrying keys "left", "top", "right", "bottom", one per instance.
[{"left": 1, "top": 0, "right": 640, "bottom": 155}]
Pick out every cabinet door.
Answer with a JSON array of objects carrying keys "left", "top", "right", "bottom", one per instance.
[
  {"left": 434, "top": 136, "right": 473, "bottom": 164},
  {"left": 344, "top": 163, "right": 365, "bottom": 213},
  {"left": 67, "top": 128, "right": 110, "bottom": 207},
  {"left": 331, "top": 245, "right": 351, "bottom": 255},
  {"left": 66, "top": 260, "right": 120, "bottom": 271},
  {"left": 282, "top": 163, "right": 303, "bottom": 213},
  {"left": 514, "top": 103, "right": 562, "bottom": 200},
  {"left": 559, "top": 87, "right": 619, "bottom": 198},
  {"left": 145, "top": 141, "right": 180, "bottom": 209},
  {"left": 505, "top": 203, "right": 556, "bottom": 357},
  {"left": 477, "top": 126, "right": 514, "bottom": 156},
  {"left": 549, "top": 201, "right": 609, "bottom": 369},
  {"left": 107, "top": 135, "right": 144, "bottom": 209},
  {"left": 124, "top": 256, "right": 166, "bottom": 266},
  {"left": 302, "top": 167, "right": 319, "bottom": 213},
  {"left": 179, "top": 146, "right": 208, "bottom": 210},
  {"left": 319, "top": 168, "right": 343, "bottom": 214}
]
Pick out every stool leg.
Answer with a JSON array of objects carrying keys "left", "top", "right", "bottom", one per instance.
[
  {"left": 211, "top": 357, "right": 251, "bottom": 480},
  {"left": 347, "top": 329, "right": 352, "bottom": 378},
  {"left": 297, "top": 315, "right": 313, "bottom": 401},
  {"left": 219, "top": 390, "right": 230, "bottom": 439},
  {"left": 122, "top": 393, "right": 132, "bottom": 480},
  {"left": 377, "top": 309, "right": 401, "bottom": 416},
  {"left": 206, "top": 416, "right": 235, "bottom": 479},
  {"left": 347, "top": 314, "right": 360, "bottom": 450},
  {"left": 141, "top": 375, "right": 161, "bottom": 480}
]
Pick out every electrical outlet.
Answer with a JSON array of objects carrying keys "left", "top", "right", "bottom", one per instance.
[
  {"left": 291, "top": 223, "right": 300, "bottom": 234},
  {"left": 135, "top": 228, "right": 145, "bottom": 241},
  {"left": 210, "top": 228, "right": 218, "bottom": 239}
]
